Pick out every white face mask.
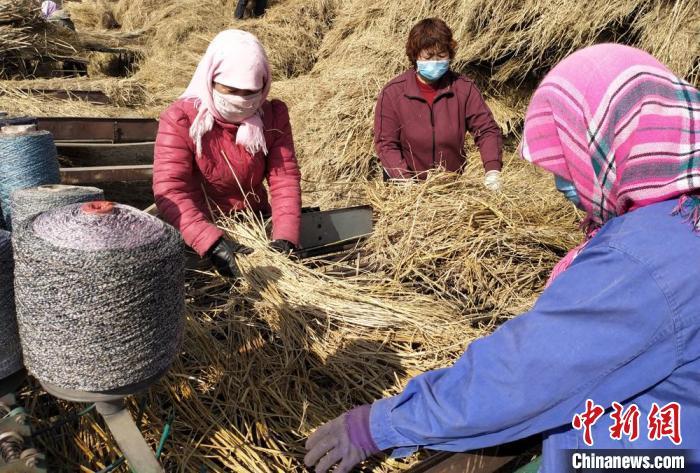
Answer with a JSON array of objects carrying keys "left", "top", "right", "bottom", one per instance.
[{"left": 212, "top": 89, "right": 262, "bottom": 123}]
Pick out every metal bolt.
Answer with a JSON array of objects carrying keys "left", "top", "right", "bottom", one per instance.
[
  {"left": 21, "top": 448, "right": 40, "bottom": 467},
  {"left": 0, "top": 431, "right": 23, "bottom": 462}
]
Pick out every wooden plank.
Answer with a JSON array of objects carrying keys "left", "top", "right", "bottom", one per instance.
[
  {"left": 60, "top": 165, "right": 153, "bottom": 184},
  {"left": 41, "top": 118, "right": 113, "bottom": 142}
]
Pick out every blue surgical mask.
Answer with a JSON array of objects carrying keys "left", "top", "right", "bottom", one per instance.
[
  {"left": 416, "top": 60, "right": 450, "bottom": 82},
  {"left": 554, "top": 175, "right": 581, "bottom": 208}
]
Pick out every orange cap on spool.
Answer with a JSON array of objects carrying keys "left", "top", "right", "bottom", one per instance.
[{"left": 82, "top": 201, "right": 115, "bottom": 215}]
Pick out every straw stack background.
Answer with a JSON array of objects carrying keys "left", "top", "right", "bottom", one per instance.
[
  {"left": 0, "top": 0, "right": 82, "bottom": 78},
  {"left": 3, "top": 0, "right": 698, "bottom": 471}
]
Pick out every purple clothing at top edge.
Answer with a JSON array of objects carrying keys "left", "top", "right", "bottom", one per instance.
[{"left": 41, "top": 1, "right": 58, "bottom": 18}]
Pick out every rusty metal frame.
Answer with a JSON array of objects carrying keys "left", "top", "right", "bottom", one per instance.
[
  {"left": 60, "top": 165, "right": 153, "bottom": 184},
  {"left": 406, "top": 436, "right": 540, "bottom": 473},
  {"left": 406, "top": 451, "right": 516, "bottom": 473},
  {"left": 37, "top": 117, "right": 158, "bottom": 143}
]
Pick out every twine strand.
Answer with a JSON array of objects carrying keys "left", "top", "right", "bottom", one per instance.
[{"left": 0, "top": 229, "right": 21, "bottom": 379}]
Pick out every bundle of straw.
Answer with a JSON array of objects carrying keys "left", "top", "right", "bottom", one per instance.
[
  {"left": 65, "top": 0, "right": 119, "bottom": 31},
  {"left": 365, "top": 157, "right": 582, "bottom": 317},
  {"left": 0, "top": 0, "right": 81, "bottom": 78},
  {"left": 0, "top": 77, "right": 152, "bottom": 115},
  {"left": 0, "top": 0, "right": 41, "bottom": 26},
  {"left": 451, "top": 0, "right": 700, "bottom": 86},
  {"left": 238, "top": 0, "right": 338, "bottom": 80}
]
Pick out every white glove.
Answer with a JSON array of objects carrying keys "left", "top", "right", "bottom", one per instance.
[
  {"left": 388, "top": 178, "right": 416, "bottom": 186},
  {"left": 484, "top": 170, "right": 502, "bottom": 192}
]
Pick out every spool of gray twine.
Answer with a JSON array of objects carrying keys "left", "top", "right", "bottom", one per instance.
[
  {"left": 10, "top": 185, "right": 104, "bottom": 229},
  {"left": 13, "top": 201, "right": 185, "bottom": 391},
  {"left": 0, "top": 229, "right": 22, "bottom": 379}
]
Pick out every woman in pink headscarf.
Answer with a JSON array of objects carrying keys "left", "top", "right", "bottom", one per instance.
[
  {"left": 305, "top": 44, "right": 700, "bottom": 473},
  {"left": 153, "top": 30, "right": 301, "bottom": 277}
]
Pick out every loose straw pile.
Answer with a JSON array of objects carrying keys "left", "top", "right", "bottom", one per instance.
[
  {"left": 0, "top": 0, "right": 81, "bottom": 78},
  {"left": 365, "top": 157, "right": 582, "bottom": 316}
]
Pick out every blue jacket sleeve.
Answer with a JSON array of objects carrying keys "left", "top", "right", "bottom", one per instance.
[{"left": 369, "top": 243, "right": 679, "bottom": 454}]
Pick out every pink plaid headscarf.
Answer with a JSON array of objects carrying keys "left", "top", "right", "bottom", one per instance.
[
  {"left": 520, "top": 44, "right": 700, "bottom": 284},
  {"left": 181, "top": 29, "right": 271, "bottom": 157}
]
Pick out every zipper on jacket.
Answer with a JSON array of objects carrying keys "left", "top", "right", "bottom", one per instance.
[{"left": 406, "top": 89, "right": 448, "bottom": 170}]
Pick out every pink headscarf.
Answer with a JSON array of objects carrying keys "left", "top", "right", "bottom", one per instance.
[
  {"left": 41, "top": 1, "right": 58, "bottom": 18},
  {"left": 521, "top": 44, "right": 700, "bottom": 284},
  {"left": 181, "top": 29, "right": 271, "bottom": 157}
]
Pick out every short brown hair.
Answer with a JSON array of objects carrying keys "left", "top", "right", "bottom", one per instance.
[{"left": 405, "top": 18, "right": 457, "bottom": 66}]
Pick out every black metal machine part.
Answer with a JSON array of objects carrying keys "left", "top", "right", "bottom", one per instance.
[
  {"left": 295, "top": 205, "right": 373, "bottom": 259},
  {"left": 0, "top": 372, "right": 47, "bottom": 473}
]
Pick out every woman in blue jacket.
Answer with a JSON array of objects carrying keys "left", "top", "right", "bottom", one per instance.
[{"left": 304, "top": 43, "right": 700, "bottom": 473}]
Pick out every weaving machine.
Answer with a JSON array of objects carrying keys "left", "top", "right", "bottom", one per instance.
[{"left": 0, "top": 372, "right": 45, "bottom": 473}]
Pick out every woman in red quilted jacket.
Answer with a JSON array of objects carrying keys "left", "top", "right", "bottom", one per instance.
[{"left": 153, "top": 30, "right": 301, "bottom": 277}]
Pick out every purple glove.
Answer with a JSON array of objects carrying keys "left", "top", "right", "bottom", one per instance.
[{"left": 304, "top": 404, "right": 380, "bottom": 473}]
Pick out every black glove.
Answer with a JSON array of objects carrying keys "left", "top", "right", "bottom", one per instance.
[
  {"left": 234, "top": 0, "right": 247, "bottom": 19},
  {"left": 269, "top": 239, "right": 296, "bottom": 255},
  {"left": 208, "top": 237, "right": 253, "bottom": 277}
]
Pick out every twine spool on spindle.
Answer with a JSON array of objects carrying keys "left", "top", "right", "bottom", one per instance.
[
  {"left": 0, "top": 230, "right": 22, "bottom": 379},
  {"left": 0, "top": 130, "right": 60, "bottom": 230},
  {"left": 10, "top": 185, "right": 104, "bottom": 229},
  {"left": 13, "top": 202, "right": 185, "bottom": 391}
]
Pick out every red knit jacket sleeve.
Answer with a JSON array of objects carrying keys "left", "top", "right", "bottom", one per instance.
[
  {"left": 265, "top": 100, "right": 301, "bottom": 247},
  {"left": 464, "top": 84, "right": 503, "bottom": 172},
  {"left": 152, "top": 101, "right": 223, "bottom": 256},
  {"left": 374, "top": 85, "right": 411, "bottom": 179}
]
